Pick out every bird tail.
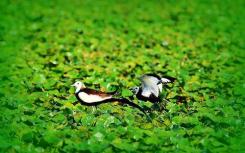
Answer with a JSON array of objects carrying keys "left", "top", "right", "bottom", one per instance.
[{"left": 112, "top": 98, "right": 151, "bottom": 121}]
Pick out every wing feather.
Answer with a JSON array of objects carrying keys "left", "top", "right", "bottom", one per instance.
[{"left": 141, "top": 75, "right": 160, "bottom": 97}]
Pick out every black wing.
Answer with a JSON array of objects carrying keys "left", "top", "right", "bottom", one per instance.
[
  {"left": 161, "top": 76, "right": 176, "bottom": 83},
  {"left": 143, "top": 73, "right": 161, "bottom": 80}
]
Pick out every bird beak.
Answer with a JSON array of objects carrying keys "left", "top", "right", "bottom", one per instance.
[{"left": 71, "top": 83, "right": 75, "bottom": 87}]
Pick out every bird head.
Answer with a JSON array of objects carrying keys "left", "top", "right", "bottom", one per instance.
[
  {"left": 71, "top": 81, "right": 85, "bottom": 93},
  {"left": 129, "top": 86, "right": 140, "bottom": 94}
]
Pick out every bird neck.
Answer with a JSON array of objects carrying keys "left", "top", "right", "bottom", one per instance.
[
  {"left": 75, "top": 86, "right": 84, "bottom": 93},
  {"left": 135, "top": 87, "right": 140, "bottom": 94},
  {"left": 75, "top": 88, "right": 80, "bottom": 93}
]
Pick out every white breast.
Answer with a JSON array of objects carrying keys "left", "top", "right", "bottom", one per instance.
[
  {"left": 158, "top": 83, "right": 163, "bottom": 93},
  {"left": 78, "top": 92, "right": 112, "bottom": 103},
  {"left": 141, "top": 88, "right": 152, "bottom": 97}
]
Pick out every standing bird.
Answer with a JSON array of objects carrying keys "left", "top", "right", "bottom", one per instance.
[
  {"left": 130, "top": 74, "right": 175, "bottom": 103},
  {"left": 71, "top": 81, "right": 147, "bottom": 116}
]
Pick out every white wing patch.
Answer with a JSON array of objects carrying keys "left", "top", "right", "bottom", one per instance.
[
  {"left": 161, "top": 78, "right": 171, "bottom": 83},
  {"left": 141, "top": 84, "right": 159, "bottom": 97},
  {"left": 78, "top": 92, "right": 112, "bottom": 103},
  {"left": 141, "top": 88, "right": 152, "bottom": 97},
  {"left": 158, "top": 84, "right": 163, "bottom": 93},
  {"left": 141, "top": 76, "right": 160, "bottom": 97},
  {"left": 150, "top": 86, "right": 159, "bottom": 97},
  {"left": 142, "top": 76, "right": 159, "bottom": 85},
  {"left": 140, "top": 76, "right": 171, "bottom": 98}
]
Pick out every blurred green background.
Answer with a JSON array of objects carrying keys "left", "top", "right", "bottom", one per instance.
[{"left": 0, "top": 0, "right": 244, "bottom": 152}]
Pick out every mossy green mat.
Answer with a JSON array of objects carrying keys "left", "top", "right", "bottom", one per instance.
[{"left": 0, "top": 0, "right": 244, "bottom": 152}]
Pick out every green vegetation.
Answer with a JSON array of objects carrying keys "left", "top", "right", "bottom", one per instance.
[{"left": 0, "top": 0, "right": 244, "bottom": 152}]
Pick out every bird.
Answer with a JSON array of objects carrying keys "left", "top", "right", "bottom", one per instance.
[
  {"left": 130, "top": 74, "right": 175, "bottom": 103},
  {"left": 71, "top": 81, "right": 148, "bottom": 116}
]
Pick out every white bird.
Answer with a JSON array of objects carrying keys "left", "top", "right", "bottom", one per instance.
[{"left": 130, "top": 74, "right": 175, "bottom": 103}]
